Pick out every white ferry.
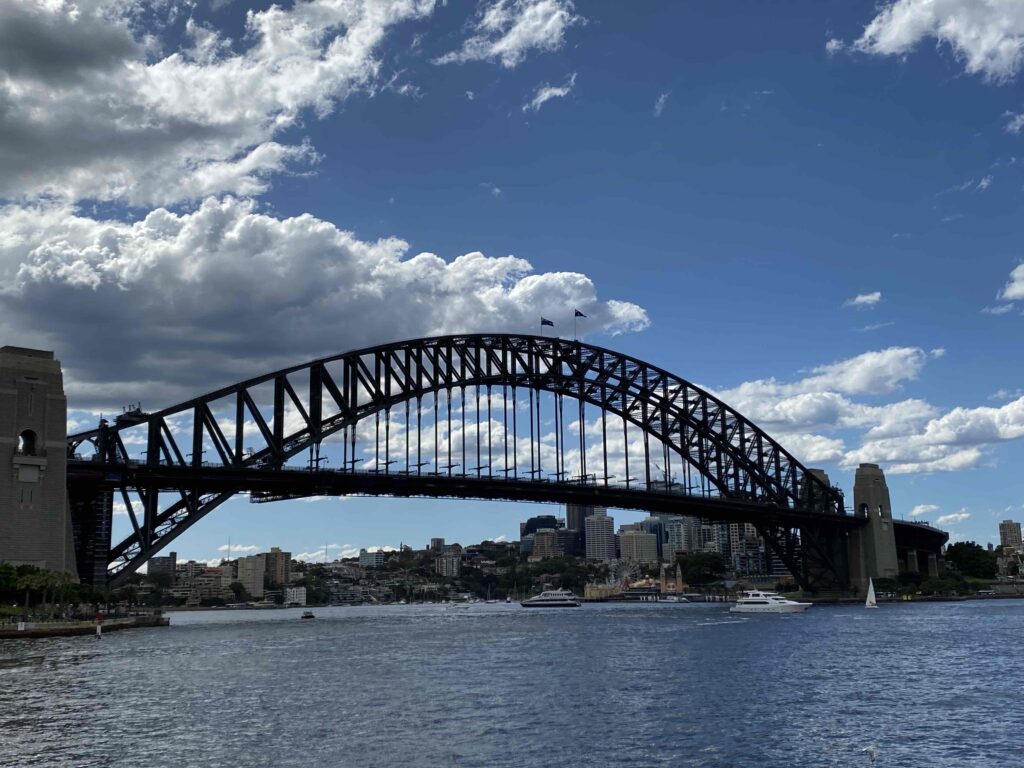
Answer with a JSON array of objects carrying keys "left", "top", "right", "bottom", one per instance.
[
  {"left": 729, "top": 590, "right": 811, "bottom": 614},
  {"left": 520, "top": 589, "right": 581, "bottom": 608}
]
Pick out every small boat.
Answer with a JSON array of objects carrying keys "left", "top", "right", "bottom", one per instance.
[
  {"left": 661, "top": 594, "right": 690, "bottom": 603},
  {"left": 505, "top": 595, "right": 511, "bottom": 604},
  {"left": 520, "top": 589, "right": 581, "bottom": 608},
  {"left": 865, "top": 578, "right": 878, "bottom": 609},
  {"left": 301, "top": 610, "right": 315, "bottom": 619},
  {"left": 729, "top": 590, "right": 811, "bottom": 614}
]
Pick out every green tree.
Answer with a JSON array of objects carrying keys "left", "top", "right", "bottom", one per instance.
[
  {"left": 675, "top": 553, "right": 727, "bottom": 586},
  {"left": 873, "top": 577, "right": 900, "bottom": 595},
  {"left": 16, "top": 571, "right": 42, "bottom": 612},
  {"left": 115, "top": 585, "right": 138, "bottom": 609},
  {"left": 919, "top": 574, "right": 970, "bottom": 596},
  {"left": 229, "top": 581, "right": 250, "bottom": 602},
  {"left": 945, "top": 541, "right": 997, "bottom": 579}
]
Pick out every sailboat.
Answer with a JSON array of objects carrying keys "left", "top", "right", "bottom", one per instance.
[{"left": 865, "top": 578, "right": 878, "bottom": 609}]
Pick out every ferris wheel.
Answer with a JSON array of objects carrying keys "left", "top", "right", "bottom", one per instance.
[{"left": 607, "top": 559, "right": 642, "bottom": 586}]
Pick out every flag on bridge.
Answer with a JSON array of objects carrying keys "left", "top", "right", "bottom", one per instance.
[
  {"left": 574, "top": 309, "right": 586, "bottom": 318},
  {"left": 540, "top": 317, "right": 554, "bottom": 327}
]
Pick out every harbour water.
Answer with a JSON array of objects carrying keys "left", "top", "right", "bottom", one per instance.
[{"left": 1, "top": 600, "right": 1021, "bottom": 767}]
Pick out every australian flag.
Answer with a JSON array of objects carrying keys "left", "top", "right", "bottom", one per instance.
[
  {"left": 540, "top": 317, "right": 554, "bottom": 327},
  {"left": 574, "top": 309, "right": 587, "bottom": 318}
]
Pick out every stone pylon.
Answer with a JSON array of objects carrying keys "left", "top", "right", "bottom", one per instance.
[
  {"left": 848, "top": 463, "right": 899, "bottom": 591},
  {"left": 0, "top": 346, "right": 77, "bottom": 574}
]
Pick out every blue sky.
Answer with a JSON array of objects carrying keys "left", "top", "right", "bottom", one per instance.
[{"left": 3, "top": 0, "right": 1024, "bottom": 562}]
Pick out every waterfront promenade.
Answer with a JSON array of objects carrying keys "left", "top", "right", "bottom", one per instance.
[{"left": 0, "top": 613, "right": 168, "bottom": 640}]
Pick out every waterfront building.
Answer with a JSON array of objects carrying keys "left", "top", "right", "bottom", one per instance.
[
  {"left": 555, "top": 527, "right": 576, "bottom": 556},
  {"left": 284, "top": 586, "right": 307, "bottom": 606},
  {"left": 148, "top": 551, "right": 177, "bottom": 584},
  {"left": 219, "top": 559, "right": 237, "bottom": 585},
  {"left": 176, "top": 559, "right": 207, "bottom": 584},
  {"left": 561, "top": 528, "right": 583, "bottom": 557},
  {"left": 620, "top": 530, "right": 659, "bottom": 565},
  {"left": 567, "top": 504, "right": 602, "bottom": 550},
  {"left": 359, "top": 548, "right": 385, "bottom": 569},
  {"left": 236, "top": 555, "right": 265, "bottom": 598},
  {"left": 663, "top": 516, "right": 699, "bottom": 558},
  {"left": 584, "top": 582, "right": 619, "bottom": 599},
  {"left": 663, "top": 516, "right": 693, "bottom": 558},
  {"left": 194, "top": 567, "right": 234, "bottom": 603},
  {"left": 430, "top": 537, "right": 445, "bottom": 552},
  {"left": 585, "top": 510, "right": 616, "bottom": 562},
  {"left": 329, "top": 582, "right": 368, "bottom": 605},
  {"left": 521, "top": 514, "right": 560, "bottom": 537},
  {"left": 999, "top": 520, "right": 1022, "bottom": 552},
  {"left": 530, "top": 528, "right": 563, "bottom": 560},
  {"left": 641, "top": 516, "right": 667, "bottom": 559},
  {"left": 264, "top": 547, "right": 291, "bottom": 587},
  {"left": 699, "top": 522, "right": 724, "bottom": 555},
  {"left": 728, "top": 523, "right": 763, "bottom": 574},
  {"left": 434, "top": 555, "right": 461, "bottom": 577}
]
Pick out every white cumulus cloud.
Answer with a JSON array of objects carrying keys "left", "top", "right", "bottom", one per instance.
[
  {"left": 982, "top": 304, "right": 1015, "bottom": 315},
  {"left": 850, "top": 0, "right": 1024, "bottom": 82},
  {"left": 653, "top": 92, "right": 670, "bottom": 117},
  {"left": 711, "top": 347, "right": 941, "bottom": 469},
  {"left": 434, "top": 0, "right": 581, "bottom": 68},
  {"left": 844, "top": 395, "right": 1024, "bottom": 474},
  {"left": 998, "top": 263, "right": 1024, "bottom": 301},
  {"left": 523, "top": 72, "right": 576, "bottom": 112},
  {"left": 937, "top": 510, "right": 971, "bottom": 525},
  {"left": 910, "top": 504, "right": 940, "bottom": 517},
  {"left": 844, "top": 291, "right": 882, "bottom": 308},
  {"left": 217, "top": 544, "right": 260, "bottom": 554},
  {"left": 1, "top": 197, "right": 648, "bottom": 408},
  {"left": 0, "top": 0, "right": 436, "bottom": 207}
]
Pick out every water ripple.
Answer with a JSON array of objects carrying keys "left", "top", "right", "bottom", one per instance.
[{"left": 0, "top": 601, "right": 1021, "bottom": 766}]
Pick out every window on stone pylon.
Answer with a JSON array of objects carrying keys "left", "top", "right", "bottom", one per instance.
[{"left": 18, "top": 429, "right": 37, "bottom": 455}]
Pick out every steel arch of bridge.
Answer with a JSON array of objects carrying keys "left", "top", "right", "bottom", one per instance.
[{"left": 66, "top": 334, "right": 851, "bottom": 590}]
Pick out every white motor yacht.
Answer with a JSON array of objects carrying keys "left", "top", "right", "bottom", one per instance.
[
  {"left": 520, "top": 589, "right": 581, "bottom": 608},
  {"left": 729, "top": 590, "right": 811, "bottom": 614}
]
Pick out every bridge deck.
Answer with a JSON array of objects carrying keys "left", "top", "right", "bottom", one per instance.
[{"left": 68, "top": 461, "right": 865, "bottom": 530}]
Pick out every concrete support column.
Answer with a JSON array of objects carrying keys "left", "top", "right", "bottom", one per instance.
[
  {"left": 927, "top": 553, "right": 939, "bottom": 578},
  {"left": 906, "top": 550, "right": 919, "bottom": 573}
]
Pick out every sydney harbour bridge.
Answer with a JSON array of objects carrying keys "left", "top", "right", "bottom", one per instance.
[{"left": 60, "top": 334, "right": 947, "bottom": 592}]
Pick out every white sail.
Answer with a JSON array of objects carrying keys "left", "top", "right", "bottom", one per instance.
[{"left": 865, "top": 578, "right": 878, "bottom": 608}]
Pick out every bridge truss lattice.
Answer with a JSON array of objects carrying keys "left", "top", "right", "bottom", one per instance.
[{"left": 67, "top": 334, "right": 854, "bottom": 590}]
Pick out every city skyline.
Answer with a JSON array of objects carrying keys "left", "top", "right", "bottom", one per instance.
[{"left": 4, "top": 1, "right": 1024, "bottom": 561}]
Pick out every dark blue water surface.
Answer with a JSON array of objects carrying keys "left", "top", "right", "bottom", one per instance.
[{"left": 1, "top": 600, "right": 1021, "bottom": 767}]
